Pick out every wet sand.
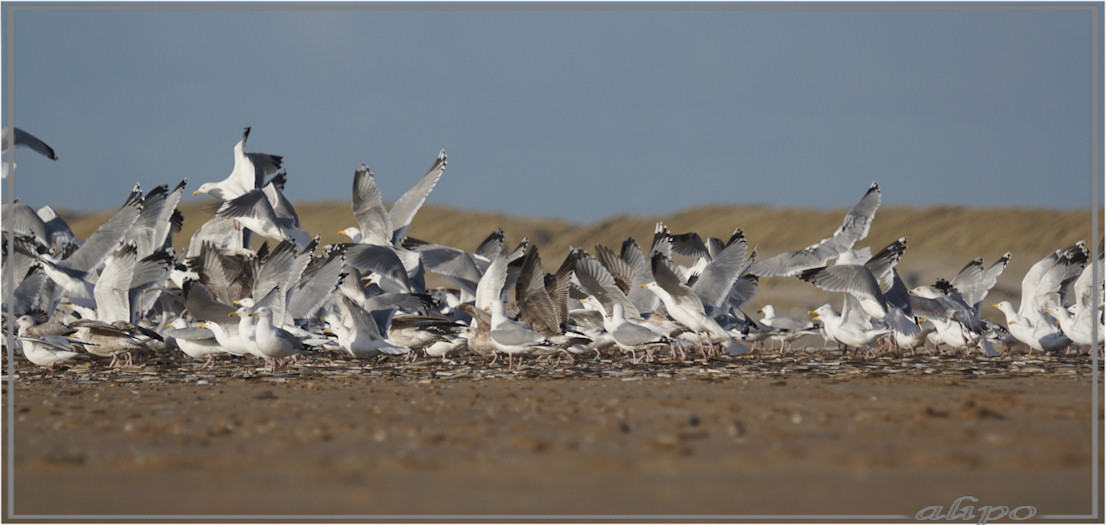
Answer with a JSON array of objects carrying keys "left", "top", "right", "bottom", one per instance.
[{"left": 2, "top": 352, "right": 1101, "bottom": 519}]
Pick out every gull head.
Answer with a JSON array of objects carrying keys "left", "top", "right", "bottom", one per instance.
[
  {"left": 193, "top": 182, "right": 221, "bottom": 198},
  {"left": 339, "top": 227, "right": 362, "bottom": 243}
]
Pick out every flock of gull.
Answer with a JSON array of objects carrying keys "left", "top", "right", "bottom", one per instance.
[{"left": 2, "top": 126, "right": 1103, "bottom": 376}]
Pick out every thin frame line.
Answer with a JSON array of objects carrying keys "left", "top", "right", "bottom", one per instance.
[
  {"left": 1, "top": 2, "right": 1101, "bottom": 12},
  {"left": 4, "top": 1, "right": 1101, "bottom": 521},
  {"left": 1090, "top": 1, "right": 1102, "bottom": 521},
  {"left": 5, "top": 3, "right": 18, "bottom": 521}
]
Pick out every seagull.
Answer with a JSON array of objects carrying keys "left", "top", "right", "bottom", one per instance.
[
  {"left": 911, "top": 282, "right": 995, "bottom": 356},
  {"left": 2, "top": 127, "right": 58, "bottom": 178},
  {"left": 513, "top": 244, "right": 590, "bottom": 357},
  {"left": 403, "top": 228, "right": 506, "bottom": 301},
  {"left": 228, "top": 305, "right": 265, "bottom": 362},
  {"left": 249, "top": 306, "right": 307, "bottom": 372},
  {"left": 33, "top": 185, "right": 145, "bottom": 310},
  {"left": 341, "top": 150, "right": 447, "bottom": 246},
  {"left": 214, "top": 182, "right": 312, "bottom": 250},
  {"left": 161, "top": 318, "right": 225, "bottom": 368},
  {"left": 757, "top": 304, "right": 818, "bottom": 353},
  {"left": 387, "top": 314, "right": 464, "bottom": 358},
  {"left": 1051, "top": 240, "right": 1104, "bottom": 353},
  {"left": 455, "top": 303, "right": 497, "bottom": 357},
  {"left": 605, "top": 302, "right": 671, "bottom": 362},
  {"left": 993, "top": 300, "right": 1071, "bottom": 354},
  {"left": 422, "top": 337, "right": 467, "bottom": 359},
  {"left": 809, "top": 303, "right": 889, "bottom": 352},
  {"left": 69, "top": 319, "right": 161, "bottom": 367},
  {"left": 124, "top": 180, "right": 189, "bottom": 259},
  {"left": 991, "top": 241, "right": 1087, "bottom": 353},
  {"left": 36, "top": 205, "right": 82, "bottom": 255},
  {"left": 573, "top": 249, "right": 642, "bottom": 320},
  {"left": 641, "top": 252, "right": 742, "bottom": 357},
  {"left": 949, "top": 253, "right": 1011, "bottom": 315},
  {"left": 15, "top": 335, "right": 92, "bottom": 374},
  {"left": 1048, "top": 306, "right": 1102, "bottom": 354},
  {"left": 485, "top": 299, "right": 556, "bottom": 369},
  {"left": 337, "top": 154, "right": 447, "bottom": 292},
  {"left": 3, "top": 199, "right": 51, "bottom": 247},
  {"left": 193, "top": 126, "right": 282, "bottom": 201},
  {"left": 797, "top": 237, "right": 908, "bottom": 320},
  {"left": 91, "top": 243, "right": 174, "bottom": 324},
  {"left": 749, "top": 182, "right": 881, "bottom": 277},
  {"left": 14, "top": 315, "right": 90, "bottom": 374},
  {"left": 183, "top": 280, "right": 252, "bottom": 358},
  {"left": 324, "top": 296, "right": 410, "bottom": 359}
]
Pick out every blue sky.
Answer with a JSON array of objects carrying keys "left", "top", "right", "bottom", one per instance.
[{"left": 3, "top": 3, "right": 1101, "bottom": 223}]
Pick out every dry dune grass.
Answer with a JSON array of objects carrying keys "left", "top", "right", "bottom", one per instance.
[{"left": 60, "top": 200, "right": 1100, "bottom": 320}]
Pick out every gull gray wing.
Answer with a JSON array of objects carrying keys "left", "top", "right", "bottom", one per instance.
[
  {"left": 798, "top": 264, "right": 888, "bottom": 319},
  {"left": 63, "top": 185, "right": 143, "bottom": 274},
  {"left": 351, "top": 164, "right": 394, "bottom": 246},
  {"left": 93, "top": 243, "right": 139, "bottom": 323},
  {"left": 389, "top": 149, "right": 447, "bottom": 243},
  {"left": 5, "top": 127, "right": 58, "bottom": 160},
  {"left": 263, "top": 173, "right": 301, "bottom": 229},
  {"left": 831, "top": 181, "right": 881, "bottom": 250},
  {"left": 216, "top": 188, "right": 277, "bottom": 223},
  {"left": 474, "top": 249, "right": 510, "bottom": 311},
  {"left": 128, "top": 249, "right": 175, "bottom": 320},
  {"left": 746, "top": 246, "right": 828, "bottom": 277},
  {"left": 668, "top": 231, "right": 710, "bottom": 261},
  {"left": 288, "top": 252, "right": 346, "bottom": 321},
  {"left": 186, "top": 216, "right": 245, "bottom": 258},
  {"left": 473, "top": 228, "right": 506, "bottom": 262},
  {"left": 574, "top": 250, "right": 641, "bottom": 319},
  {"left": 594, "top": 244, "right": 635, "bottom": 295},
  {"left": 515, "top": 245, "right": 561, "bottom": 338},
  {"left": 37, "top": 205, "right": 81, "bottom": 253},
  {"left": 690, "top": 229, "right": 749, "bottom": 312},
  {"left": 182, "top": 280, "right": 237, "bottom": 325},
  {"left": 863, "top": 237, "right": 907, "bottom": 293},
  {"left": 3, "top": 200, "right": 49, "bottom": 246},
  {"left": 621, "top": 237, "right": 661, "bottom": 314},
  {"left": 649, "top": 252, "right": 702, "bottom": 310},
  {"left": 405, "top": 238, "right": 483, "bottom": 296},
  {"left": 344, "top": 244, "right": 412, "bottom": 294}
]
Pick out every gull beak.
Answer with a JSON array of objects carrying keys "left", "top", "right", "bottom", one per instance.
[
  {"left": 808, "top": 310, "right": 817, "bottom": 316},
  {"left": 197, "top": 323, "right": 207, "bottom": 329},
  {"left": 640, "top": 284, "right": 649, "bottom": 289},
  {"left": 918, "top": 317, "right": 927, "bottom": 323},
  {"left": 338, "top": 230, "right": 346, "bottom": 236},
  {"left": 483, "top": 306, "right": 490, "bottom": 312},
  {"left": 1009, "top": 321, "right": 1016, "bottom": 325},
  {"left": 323, "top": 328, "right": 332, "bottom": 334},
  {"left": 232, "top": 300, "right": 241, "bottom": 306},
  {"left": 228, "top": 312, "right": 239, "bottom": 317},
  {"left": 192, "top": 190, "right": 202, "bottom": 195},
  {"left": 248, "top": 312, "right": 258, "bottom": 317},
  {"left": 811, "top": 316, "right": 821, "bottom": 322},
  {"left": 991, "top": 304, "right": 998, "bottom": 309}
]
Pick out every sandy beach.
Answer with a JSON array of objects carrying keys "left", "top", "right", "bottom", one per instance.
[{"left": 2, "top": 350, "right": 1100, "bottom": 520}]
